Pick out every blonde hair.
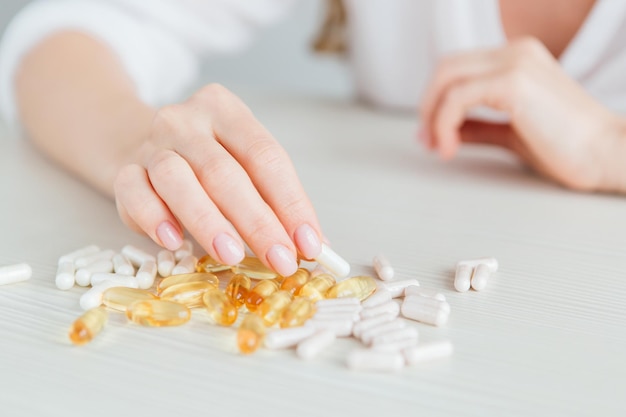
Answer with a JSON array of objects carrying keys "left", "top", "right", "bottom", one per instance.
[{"left": 312, "top": 0, "right": 347, "bottom": 53}]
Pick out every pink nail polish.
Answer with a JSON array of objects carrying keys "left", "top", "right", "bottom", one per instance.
[
  {"left": 213, "top": 233, "right": 245, "bottom": 265},
  {"left": 267, "top": 244, "right": 298, "bottom": 277},
  {"left": 156, "top": 221, "right": 183, "bottom": 251},
  {"left": 294, "top": 224, "right": 322, "bottom": 260}
]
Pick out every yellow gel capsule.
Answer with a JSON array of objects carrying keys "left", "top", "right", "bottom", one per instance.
[
  {"left": 225, "top": 273, "right": 251, "bottom": 309},
  {"left": 280, "top": 297, "right": 316, "bottom": 328},
  {"left": 196, "top": 254, "right": 232, "bottom": 273},
  {"left": 326, "top": 275, "right": 377, "bottom": 301},
  {"left": 68, "top": 307, "right": 108, "bottom": 345},
  {"left": 202, "top": 288, "right": 238, "bottom": 326},
  {"left": 102, "top": 287, "right": 158, "bottom": 312},
  {"left": 160, "top": 281, "right": 215, "bottom": 308},
  {"left": 257, "top": 290, "right": 293, "bottom": 326},
  {"left": 245, "top": 279, "right": 279, "bottom": 312},
  {"left": 297, "top": 273, "right": 336, "bottom": 301},
  {"left": 280, "top": 268, "right": 310, "bottom": 295},
  {"left": 232, "top": 256, "right": 278, "bottom": 280},
  {"left": 157, "top": 272, "right": 219, "bottom": 294},
  {"left": 237, "top": 313, "right": 266, "bottom": 354},
  {"left": 126, "top": 300, "right": 190, "bottom": 326}
]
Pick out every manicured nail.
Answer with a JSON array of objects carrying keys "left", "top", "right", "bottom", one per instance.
[
  {"left": 213, "top": 233, "right": 245, "bottom": 265},
  {"left": 156, "top": 221, "right": 183, "bottom": 251},
  {"left": 294, "top": 224, "right": 322, "bottom": 260},
  {"left": 267, "top": 244, "right": 298, "bottom": 277}
]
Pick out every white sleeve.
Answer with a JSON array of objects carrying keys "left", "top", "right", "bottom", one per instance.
[{"left": 0, "top": 0, "right": 295, "bottom": 126}]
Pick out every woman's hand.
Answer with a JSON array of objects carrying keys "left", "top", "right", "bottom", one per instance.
[
  {"left": 420, "top": 37, "right": 626, "bottom": 192},
  {"left": 114, "top": 84, "right": 322, "bottom": 276}
]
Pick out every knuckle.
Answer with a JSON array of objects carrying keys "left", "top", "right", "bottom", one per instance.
[
  {"left": 147, "top": 150, "right": 181, "bottom": 182},
  {"left": 513, "top": 36, "right": 547, "bottom": 58},
  {"left": 114, "top": 164, "right": 143, "bottom": 193},
  {"left": 245, "top": 137, "right": 287, "bottom": 173},
  {"left": 244, "top": 210, "right": 279, "bottom": 242}
]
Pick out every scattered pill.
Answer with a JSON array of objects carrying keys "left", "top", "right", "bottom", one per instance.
[
  {"left": 401, "top": 295, "right": 450, "bottom": 326},
  {"left": 297, "top": 329, "right": 336, "bottom": 360},
  {"left": 313, "top": 310, "right": 361, "bottom": 323},
  {"left": 0, "top": 263, "right": 32, "bottom": 286},
  {"left": 232, "top": 256, "right": 278, "bottom": 280},
  {"left": 112, "top": 254, "right": 134, "bottom": 276},
  {"left": 382, "top": 278, "right": 420, "bottom": 298},
  {"left": 237, "top": 313, "right": 266, "bottom": 354},
  {"left": 102, "top": 287, "right": 157, "bottom": 312},
  {"left": 80, "top": 278, "right": 139, "bottom": 310},
  {"left": 360, "top": 300, "right": 400, "bottom": 319},
  {"left": 373, "top": 254, "right": 394, "bottom": 281},
  {"left": 174, "top": 239, "right": 194, "bottom": 261},
  {"left": 75, "top": 260, "right": 114, "bottom": 287},
  {"left": 470, "top": 263, "right": 491, "bottom": 291},
  {"left": 121, "top": 245, "right": 156, "bottom": 267},
  {"left": 307, "top": 317, "right": 354, "bottom": 337},
  {"left": 74, "top": 249, "right": 115, "bottom": 268},
  {"left": 264, "top": 325, "right": 316, "bottom": 350},
  {"left": 315, "top": 297, "right": 360, "bottom": 308},
  {"left": 361, "top": 287, "right": 392, "bottom": 308},
  {"left": 245, "top": 280, "right": 280, "bottom": 312},
  {"left": 352, "top": 312, "right": 397, "bottom": 338},
  {"left": 90, "top": 272, "right": 135, "bottom": 286},
  {"left": 202, "top": 287, "right": 238, "bottom": 326},
  {"left": 136, "top": 260, "right": 158, "bottom": 289},
  {"left": 224, "top": 273, "right": 251, "bottom": 309},
  {"left": 326, "top": 275, "right": 377, "bottom": 301},
  {"left": 314, "top": 244, "right": 350, "bottom": 278},
  {"left": 360, "top": 318, "right": 407, "bottom": 345},
  {"left": 346, "top": 349, "right": 404, "bottom": 372},
  {"left": 454, "top": 263, "right": 472, "bottom": 292},
  {"left": 160, "top": 281, "right": 214, "bottom": 308},
  {"left": 171, "top": 255, "right": 197, "bottom": 275},
  {"left": 157, "top": 272, "right": 219, "bottom": 294},
  {"left": 280, "top": 268, "right": 311, "bottom": 295},
  {"left": 55, "top": 261, "right": 75, "bottom": 290},
  {"left": 58, "top": 245, "right": 100, "bottom": 265},
  {"left": 403, "top": 340, "right": 454, "bottom": 365},
  {"left": 257, "top": 290, "right": 293, "bottom": 326},
  {"left": 297, "top": 274, "right": 336, "bottom": 302},
  {"left": 196, "top": 254, "right": 232, "bottom": 273},
  {"left": 404, "top": 286, "right": 446, "bottom": 301},
  {"left": 126, "top": 299, "right": 191, "bottom": 327},
  {"left": 68, "top": 307, "right": 108, "bottom": 345},
  {"left": 457, "top": 257, "right": 498, "bottom": 273},
  {"left": 157, "top": 250, "right": 175, "bottom": 277},
  {"left": 370, "top": 326, "right": 418, "bottom": 348},
  {"left": 280, "top": 297, "right": 316, "bottom": 328}
]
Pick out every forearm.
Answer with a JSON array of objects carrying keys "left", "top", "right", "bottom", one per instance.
[{"left": 15, "top": 31, "right": 155, "bottom": 197}]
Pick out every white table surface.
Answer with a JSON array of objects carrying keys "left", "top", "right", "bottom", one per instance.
[{"left": 1, "top": 91, "right": 625, "bottom": 417}]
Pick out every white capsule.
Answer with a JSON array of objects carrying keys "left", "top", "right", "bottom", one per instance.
[
  {"left": 313, "top": 310, "right": 361, "bottom": 323},
  {"left": 296, "top": 329, "right": 336, "bottom": 360},
  {"left": 171, "top": 255, "right": 197, "bottom": 275},
  {"left": 0, "top": 263, "right": 32, "bottom": 286},
  {"left": 371, "top": 326, "right": 418, "bottom": 347},
  {"left": 315, "top": 303, "right": 362, "bottom": 315},
  {"left": 362, "top": 287, "right": 392, "bottom": 308},
  {"left": 373, "top": 254, "right": 394, "bottom": 281},
  {"left": 403, "top": 340, "right": 454, "bottom": 365},
  {"left": 404, "top": 285, "right": 446, "bottom": 301},
  {"left": 174, "top": 239, "right": 194, "bottom": 261},
  {"left": 360, "top": 300, "right": 400, "bottom": 319},
  {"left": 315, "top": 297, "right": 360, "bottom": 308},
  {"left": 360, "top": 318, "right": 407, "bottom": 345},
  {"left": 454, "top": 263, "right": 472, "bottom": 293},
  {"left": 136, "top": 260, "right": 158, "bottom": 289},
  {"left": 121, "top": 245, "right": 156, "bottom": 267},
  {"left": 382, "top": 278, "right": 420, "bottom": 298},
  {"left": 470, "top": 263, "right": 492, "bottom": 291},
  {"left": 157, "top": 249, "right": 176, "bottom": 277},
  {"left": 307, "top": 318, "right": 353, "bottom": 337},
  {"left": 75, "top": 260, "right": 114, "bottom": 287},
  {"left": 264, "top": 325, "right": 316, "bottom": 350},
  {"left": 58, "top": 245, "right": 100, "bottom": 265},
  {"left": 112, "top": 254, "right": 134, "bottom": 276},
  {"left": 401, "top": 296, "right": 450, "bottom": 326},
  {"left": 352, "top": 312, "right": 396, "bottom": 338},
  {"left": 346, "top": 349, "right": 405, "bottom": 372},
  {"left": 314, "top": 243, "right": 350, "bottom": 279},
  {"left": 309, "top": 265, "right": 327, "bottom": 278},
  {"left": 74, "top": 249, "right": 115, "bottom": 269},
  {"left": 55, "top": 261, "right": 75, "bottom": 290},
  {"left": 79, "top": 278, "right": 138, "bottom": 310},
  {"left": 90, "top": 272, "right": 136, "bottom": 286},
  {"left": 457, "top": 257, "right": 498, "bottom": 273}
]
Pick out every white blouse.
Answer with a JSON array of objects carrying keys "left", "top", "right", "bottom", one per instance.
[{"left": 2, "top": 0, "right": 626, "bottom": 126}]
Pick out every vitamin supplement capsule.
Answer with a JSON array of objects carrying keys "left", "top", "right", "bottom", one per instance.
[
  {"left": 158, "top": 272, "right": 219, "bottom": 293},
  {"left": 457, "top": 257, "right": 498, "bottom": 273},
  {"left": 309, "top": 265, "right": 327, "bottom": 278},
  {"left": 280, "top": 268, "right": 310, "bottom": 295},
  {"left": 264, "top": 325, "right": 316, "bottom": 349},
  {"left": 280, "top": 297, "right": 316, "bottom": 328},
  {"left": 0, "top": 263, "right": 32, "bottom": 286},
  {"left": 196, "top": 254, "right": 231, "bottom": 273},
  {"left": 257, "top": 290, "right": 293, "bottom": 326},
  {"left": 74, "top": 249, "right": 115, "bottom": 269},
  {"left": 296, "top": 329, "right": 336, "bottom": 360},
  {"left": 121, "top": 245, "right": 156, "bottom": 267},
  {"left": 245, "top": 279, "right": 280, "bottom": 312},
  {"left": 361, "top": 288, "right": 392, "bottom": 308},
  {"left": 360, "top": 318, "right": 407, "bottom": 345},
  {"left": 102, "top": 287, "right": 157, "bottom": 311},
  {"left": 401, "top": 296, "right": 450, "bottom": 326},
  {"left": 326, "top": 275, "right": 377, "bottom": 301},
  {"left": 372, "top": 337, "right": 419, "bottom": 353},
  {"left": 174, "top": 239, "right": 194, "bottom": 261},
  {"left": 404, "top": 285, "right": 446, "bottom": 302},
  {"left": 346, "top": 349, "right": 405, "bottom": 372},
  {"left": 75, "top": 259, "right": 114, "bottom": 287},
  {"left": 90, "top": 272, "right": 135, "bottom": 286},
  {"left": 315, "top": 303, "right": 362, "bottom": 316},
  {"left": 136, "top": 260, "right": 158, "bottom": 289},
  {"left": 313, "top": 310, "right": 361, "bottom": 323},
  {"left": 314, "top": 244, "right": 350, "bottom": 278},
  {"left": 126, "top": 300, "right": 191, "bottom": 326},
  {"left": 370, "top": 326, "right": 418, "bottom": 348},
  {"left": 352, "top": 312, "right": 397, "bottom": 338},
  {"left": 160, "top": 281, "right": 214, "bottom": 308},
  {"left": 360, "top": 300, "right": 400, "bottom": 319},
  {"left": 454, "top": 263, "right": 472, "bottom": 292},
  {"left": 470, "top": 263, "right": 492, "bottom": 291},
  {"left": 224, "top": 273, "right": 251, "bottom": 309},
  {"left": 112, "top": 254, "right": 134, "bottom": 276},
  {"left": 298, "top": 274, "right": 336, "bottom": 302},
  {"left": 373, "top": 254, "right": 394, "bottom": 281},
  {"left": 202, "top": 287, "right": 238, "bottom": 326},
  {"left": 404, "top": 295, "right": 450, "bottom": 314},
  {"left": 55, "top": 261, "right": 75, "bottom": 290},
  {"left": 232, "top": 256, "right": 278, "bottom": 280},
  {"left": 171, "top": 254, "right": 197, "bottom": 275},
  {"left": 157, "top": 249, "right": 175, "bottom": 277},
  {"left": 403, "top": 340, "right": 454, "bottom": 365},
  {"left": 80, "top": 278, "right": 139, "bottom": 310},
  {"left": 307, "top": 317, "right": 354, "bottom": 337},
  {"left": 315, "top": 297, "right": 360, "bottom": 308},
  {"left": 68, "top": 307, "right": 108, "bottom": 345},
  {"left": 237, "top": 313, "right": 266, "bottom": 354},
  {"left": 382, "top": 278, "right": 420, "bottom": 298},
  {"left": 58, "top": 245, "right": 100, "bottom": 265}
]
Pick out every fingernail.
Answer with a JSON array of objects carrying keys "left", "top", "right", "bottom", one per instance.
[
  {"left": 294, "top": 224, "right": 322, "bottom": 260},
  {"left": 156, "top": 221, "right": 183, "bottom": 251},
  {"left": 213, "top": 233, "right": 245, "bottom": 265},
  {"left": 267, "top": 244, "right": 298, "bottom": 277}
]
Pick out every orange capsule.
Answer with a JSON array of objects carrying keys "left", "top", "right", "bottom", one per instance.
[
  {"left": 326, "top": 275, "right": 377, "bottom": 301},
  {"left": 257, "top": 290, "right": 293, "bottom": 326},
  {"left": 245, "top": 279, "right": 279, "bottom": 312},
  {"left": 203, "top": 288, "right": 238, "bottom": 326},
  {"left": 126, "top": 300, "right": 191, "bottom": 327},
  {"left": 196, "top": 254, "right": 232, "bottom": 273},
  {"left": 298, "top": 274, "right": 336, "bottom": 301},
  {"left": 159, "top": 281, "right": 214, "bottom": 308},
  {"left": 68, "top": 307, "right": 108, "bottom": 345},
  {"left": 237, "top": 313, "right": 266, "bottom": 354},
  {"left": 280, "top": 268, "right": 310, "bottom": 295},
  {"left": 232, "top": 256, "right": 278, "bottom": 280},
  {"left": 280, "top": 297, "right": 316, "bottom": 328},
  {"left": 157, "top": 272, "right": 219, "bottom": 294},
  {"left": 102, "top": 287, "right": 157, "bottom": 312},
  {"left": 224, "top": 273, "right": 251, "bottom": 309}
]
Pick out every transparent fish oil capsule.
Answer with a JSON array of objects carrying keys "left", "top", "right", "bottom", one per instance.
[
  {"left": 160, "top": 281, "right": 215, "bottom": 308},
  {"left": 68, "top": 307, "right": 108, "bottom": 345},
  {"left": 245, "top": 279, "right": 279, "bottom": 312},
  {"left": 280, "top": 268, "right": 310, "bottom": 295},
  {"left": 232, "top": 256, "right": 279, "bottom": 280},
  {"left": 196, "top": 254, "right": 232, "bottom": 273},
  {"left": 202, "top": 287, "right": 238, "bottom": 326},
  {"left": 257, "top": 290, "right": 293, "bottom": 326},
  {"left": 280, "top": 297, "right": 316, "bottom": 328},
  {"left": 225, "top": 273, "right": 251, "bottom": 309},
  {"left": 102, "top": 287, "right": 158, "bottom": 312},
  {"left": 297, "top": 273, "right": 336, "bottom": 301},
  {"left": 237, "top": 313, "right": 266, "bottom": 354},
  {"left": 326, "top": 275, "right": 377, "bottom": 301},
  {"left": 126, "top": 300, "right": 191, "bottom": 327},
  {"left": 157, "top": 272, "right": 219, "bottom": 294}
]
